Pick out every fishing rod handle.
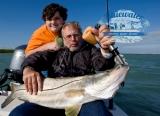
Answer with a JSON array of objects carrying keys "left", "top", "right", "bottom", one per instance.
[
  {"left": 109, "top": 45, "right": 125, "bottom": 65},
  {"left": 95, "top": 24, "right": 125, "bottom": 65}
]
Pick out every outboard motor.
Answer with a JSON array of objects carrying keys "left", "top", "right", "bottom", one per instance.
[
  {"left": 0, "top": 45, "right": 26, "bottom": 90},
  {"left": 9, "top": 45, "right": 26, "bottom": 83},
  {"left": 10, "top": 45, "right": 26, "bottom": 71}
]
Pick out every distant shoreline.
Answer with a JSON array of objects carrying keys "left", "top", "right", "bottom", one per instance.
[{"left": 0, "top": 49, "right": 14, "bottom": 53}]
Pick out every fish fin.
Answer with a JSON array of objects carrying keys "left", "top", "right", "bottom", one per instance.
[
  {"left": 65, "top": 105, "right": 82, "bottom": 116},
  {"left": 1, "top": 82, "right": 19, "bottom": 108}
]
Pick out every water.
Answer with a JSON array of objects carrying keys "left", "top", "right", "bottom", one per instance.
[
  {"left": 0, "top": 53, "right": 12, "bottom": 72},
  {"left": 114, "top": 54, "right": 160, "bottom": 116},
  {"left": 0, "top": 53, "right": 160, "bottom": 116}
]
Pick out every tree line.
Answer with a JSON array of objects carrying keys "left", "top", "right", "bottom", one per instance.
[{"left": 0, "top": 49, "right": 14, "bottom": 53}]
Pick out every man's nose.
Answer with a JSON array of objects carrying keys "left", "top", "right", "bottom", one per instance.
[{"left": 70, "top": 35, "right": 77, "bottom": 40}]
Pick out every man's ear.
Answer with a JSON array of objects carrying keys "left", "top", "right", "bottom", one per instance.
[{"left": 56, "top": 36, "right": 64, "bottom": 47}]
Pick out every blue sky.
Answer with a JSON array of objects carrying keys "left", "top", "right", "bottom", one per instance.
[{"left": 0, "top": 0, "right": 160, "bottom": 54}]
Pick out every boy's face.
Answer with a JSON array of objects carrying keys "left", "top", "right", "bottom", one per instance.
[{"left": 45, "top": 11, "right": 64, "bottom": 33}]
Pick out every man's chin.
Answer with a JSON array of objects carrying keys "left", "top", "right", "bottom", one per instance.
[{"left": 69, "top": 47, "right": 80, "bottom": 52}]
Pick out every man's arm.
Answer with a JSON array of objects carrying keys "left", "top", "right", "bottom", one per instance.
[
  {"left": 91, "top": 25, "right": 116, "bottom": 70},
  {"left": 23, "top": 66, "right": 43, "bottom": 95},
  {"left": 22, "top": 50, "right": 55, "bottom": 95},
  {"left": 91, "top": 47, "right": 115, "bottom": 71}
]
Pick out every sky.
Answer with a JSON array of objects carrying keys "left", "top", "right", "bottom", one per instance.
[{"left": 0, "top": 0, "right": 160, "bottom": 54}]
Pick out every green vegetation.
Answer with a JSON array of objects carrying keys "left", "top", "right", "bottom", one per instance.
[{"left": 0, "top": 49, "right": 14, "bottom": 53}]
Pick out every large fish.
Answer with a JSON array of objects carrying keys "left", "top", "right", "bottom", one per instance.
[{"left": 1, "top": 63, "right": 129, "bottom": 115}]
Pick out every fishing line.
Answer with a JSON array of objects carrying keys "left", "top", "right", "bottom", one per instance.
[{"left": 95, "top": 0, "right": 125, "bottom": 65}]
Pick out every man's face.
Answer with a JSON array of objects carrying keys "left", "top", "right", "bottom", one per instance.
[
  {"left": 45, "top": 11, "right": 64, "bottom": 32},
  {"left": 62, "top": 25, "right": 82, "bottom": 51}
]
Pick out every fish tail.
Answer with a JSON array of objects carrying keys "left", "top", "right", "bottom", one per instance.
[{"left": 1, "top": 82, "right": 19, "bottom": 108}]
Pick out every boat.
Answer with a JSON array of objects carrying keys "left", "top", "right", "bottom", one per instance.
[{"left": 0, "top": 45, "right": 129, "bottom": 116}]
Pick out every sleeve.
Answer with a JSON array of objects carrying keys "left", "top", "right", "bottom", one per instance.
[
  {"left": 22, "top": 50, "right": 56, "bottom": 72},
  {"left": 100, "top": 48, "right": 113, "bottom": 59},
  {"left": 91, "top": 46, "right": 115, "bottom": 71},
  {"left": 25, "top": 35, "right": 45, "bottom": 53},
  {"left": 25, "top": 25, "right": 53, "bottom": 54}
]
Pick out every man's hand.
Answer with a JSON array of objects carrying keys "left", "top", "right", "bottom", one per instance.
[
  {"left": 95, "top": 25, "right": 115, "bottom": 52},
  {"left": 82, "top": 25, "right": 115, "bottom": 51},
  {"left": 23, "top": 67, "right": 43, "bottom": 95}
]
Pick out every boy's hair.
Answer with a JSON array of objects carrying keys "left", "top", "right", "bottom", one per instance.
[{"left": 42, "top": 3, "right": 68, "bottom": 21}]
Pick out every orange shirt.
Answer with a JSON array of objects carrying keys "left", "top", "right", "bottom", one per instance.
[{"left": 25, "top": 24, "right": 59, "bottom": 53}]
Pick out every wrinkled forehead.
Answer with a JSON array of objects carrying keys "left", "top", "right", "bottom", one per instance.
[{"left": 62, "top": 25, "right": 79, "bottom": 36}]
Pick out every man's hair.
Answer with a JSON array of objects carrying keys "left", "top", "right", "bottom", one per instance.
[
  {"left": 42, "top": 3, "right": 68, "bottom": 21},
  {"left": 61, "top": 21, "right": 82, "bottom": 35}
]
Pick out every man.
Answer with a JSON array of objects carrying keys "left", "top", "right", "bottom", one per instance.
[
  {"left": 25, "top": 3, "right": 102, "bottom": 56},
  {"left": 10, "top": 22, "right": 115, "bottom": 116}
]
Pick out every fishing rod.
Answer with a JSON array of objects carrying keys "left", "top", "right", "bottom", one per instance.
[{"left": 96, "top": 0, "right": 126, "bottom": 65}]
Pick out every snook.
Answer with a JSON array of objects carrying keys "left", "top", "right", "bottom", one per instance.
[{"left": 1, "top": 64, "right": 129, "bottom": 109}]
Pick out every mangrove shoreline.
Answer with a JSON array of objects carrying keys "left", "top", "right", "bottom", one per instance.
[{"left": 0, "top": 49, "right": 14, "bottom": 53}]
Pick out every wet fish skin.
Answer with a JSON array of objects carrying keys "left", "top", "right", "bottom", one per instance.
[{"left": 1, "top": 64, "right": 129, "bottom": 109}]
